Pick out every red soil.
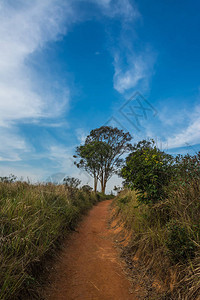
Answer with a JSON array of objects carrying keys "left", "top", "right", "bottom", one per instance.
[{"left": 44, "top": 200, "right": 137, "bottom": 300}]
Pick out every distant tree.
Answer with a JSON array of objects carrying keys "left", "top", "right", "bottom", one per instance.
[
  {"left": 0, "top": 174, "right": 17, "bottom": 183},
  {"left": 81, "top": 184, "right": 93, "bottom": 192},
  {"left": 74, "top": 141, "right": 108, "bottom": 193},
  {"left": 113, "top": 185, "right": 122, "bottom": 194},
  {"left": 63, "top": 176, "right": 81, "bottom": 189},
  {"left": 74, "top": 126, "right": 132, "bottom": 193}
]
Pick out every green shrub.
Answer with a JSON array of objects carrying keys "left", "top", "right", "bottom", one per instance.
[
  {"left": 166, "top": 221, "right": 196, "bottom": 262},
  {"left": 95, "top": 192, "right": 114, "bottom": 201},
  {"left": 174, "top": 152, "right": 200, "bottom": 184},
  {"left": 121, "top": 139, "right": 174, "bottom": 204},
  {"left": 114, "top": 184, "right": 200, "bottom": 298},
  {"left": 81, "top": 185, "right": 93, "bottom": 192},
  {"left": 117, "top": 195, "right": 131, "bottom": 205},
  {"left": 115, "top": 148, "right": 200, "bottom": 298}
]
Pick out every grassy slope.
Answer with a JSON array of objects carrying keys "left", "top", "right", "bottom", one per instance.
[
  {"left": 114, "top": 184, "right": 200, "bottom": 299},
  {"left": 0, "top": 182, "right": 108, "bottom": 300}
]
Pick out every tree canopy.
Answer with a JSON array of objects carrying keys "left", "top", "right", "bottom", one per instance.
[
  {"left": 121, "top": 139, "right": 174, "bottom": 204},
  {"left": 63, "top": 176, "right": 81, "bottom": 189},
  {"left": 74, "top": 126, "right": 132, "bottom": 193}
]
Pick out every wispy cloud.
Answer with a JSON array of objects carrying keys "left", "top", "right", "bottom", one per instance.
[
  {"left": 0, "top": 0, "right": 138, "bottom": 164},
  {"left": 0, "top": 127, "right": 28, "bottom": 161},
  {"left": 89, "top": 0, "right": 139, "bottom": 20},
  {"left": 165, "top": 105, "right": 200, "bottom": 149},
  {"left": 0, "top": 0, "right": 76, "bottom": 127},
  {"left": 113, "top": 41, "right": 156, "bottom": 93},
  {"left": 48, "top": 143, "right": 92, "bottom": 184},
  {"left": 113, "top": 50, "right": 155, "bottom": 93},
  {"left": 0, "top": 0, "right": 79, "bottom": 162},
  {"left": 94, "top": 0, "right": 156, "bottom": 95},
  {"left": 76, "top": 128, "right": 88, "bottom": 144}
]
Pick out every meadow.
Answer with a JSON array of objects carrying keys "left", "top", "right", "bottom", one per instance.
[
  {"left": 114, "top": 180, "right": 200, "bottom": 298},
  {"left": 1, "top": 138, "right": 200, "bottom": 299},
  {"left": 0, "top": 181, "right": 108, "bottom": 300}
]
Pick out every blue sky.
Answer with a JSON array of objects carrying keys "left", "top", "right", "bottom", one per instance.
[{"left": 0, "top": 0, "right": 200, "bottom": 191}]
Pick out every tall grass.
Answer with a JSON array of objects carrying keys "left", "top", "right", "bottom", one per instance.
[
  {"left": 0, "top": 182, "right": 103, "bottom": 300},
  {"left": 114, "top": 182, "right": 200, "bottom": 299}
]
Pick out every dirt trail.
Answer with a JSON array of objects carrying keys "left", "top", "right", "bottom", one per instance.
[{"left": 44, "top": 200, "right": 136, "bottom": 300}]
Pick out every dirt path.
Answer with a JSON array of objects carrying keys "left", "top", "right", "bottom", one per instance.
[{"left": 44, "top": 200, "right": 136, "bottom": 300}]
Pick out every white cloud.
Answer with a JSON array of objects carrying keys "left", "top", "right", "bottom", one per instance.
[
  {"left": 163, "top": 105, "right": 200, "bottom": 149},
  {"left": 90, "top": 0, "right": 139, "bottom": 20},
  {"left": 113, "top": 49, "right": 156, "bottom": 94},
  {"left": 165, "top": 118, "right": 200, "bottom": 149},
  {"left": 48, "top": 144, "right": 93, "bottom": 184},
  {"left": 0, "top": 0, "right": 78, "bottom": 162},
  {"left": 0, "top": 127, "right": 28, "bottom": 161},
  {"left": 48, "top": 145, "right": 74, "bottom": 167},
  {"left": 0, "top": 164, "right": 47, "bottom": 183},
  {"left": 76, "top": 128, "right": 88, "bottom": 144},
  {"left": 0, "top": 0, "right": 75, "bottom": 127},
  {"left": 114, "top": 54, "right": 144, "bottom": 93},
  {"left": 94, "top": 0, "right": 155, "bottom": 95}
]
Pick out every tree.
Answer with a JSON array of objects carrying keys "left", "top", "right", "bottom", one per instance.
[
  {"left": 74, "top": 126, "right": 132, "bottom": 193},
  {"left": 121, "top": 139, "right": 174, "bottom": 204},
  {"left": 0, "top": 174, "right": 17, "bottom": 183},
  {"left": 113, "top": 185, "right": 123, "bottom": 194},
  {"left": 74, "top": 141, "right": 109, "bottom": 193},
  {"left": 63, "top": 176, "right": 81, "bottom": 189},
  {"left": 174, "top": 152, "right": 200, "bottom": 183}
]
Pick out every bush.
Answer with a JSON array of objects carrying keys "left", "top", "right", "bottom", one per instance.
[
  {"left": 117, "top": 195, "right": 131, "bottom": 205},
  {"left": 113, "top": 180, "right": 200, "bottom": 298},
  {"left": 166, "top": 220, "right": 196, "bottom": 262},
  {"left": 121, "top": 139, "right": 174, "bottom": 204},
  {"left": 81, "top": 184, "right": 93, "bottom": 193},
  {"left": 174, "top": 152, "right": 200, "bottom": 184}
]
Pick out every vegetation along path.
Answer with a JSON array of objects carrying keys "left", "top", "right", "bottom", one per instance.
[{"left": 44, "top": 200, "right": 136, "bottom": 300}]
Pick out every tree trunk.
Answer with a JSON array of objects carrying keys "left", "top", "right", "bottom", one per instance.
[
  {"left": 102, "top": 185, "right": 106, "bottom": 194},
  {"left": 101, "top": 180, "right": 106, "bottom": 194},
  {"left": 94, "top": 177, "right": 97, "bottom": 193},
  {"left": 100, "top": 181, "right": 104, "bottom": 193},
  {"left": 103, "top": 182, "right": 106, "bottom": 194},
  {"left": 100, "top": 172, "right": 104, "bottom": 193},
  {"left": 102, "top": 174, "right": 107, "bottom": 194},
  {"left": 100, "top": 173, "right": 107, "bottom": 194}
]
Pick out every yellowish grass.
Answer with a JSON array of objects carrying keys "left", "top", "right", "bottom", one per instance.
[
  {"left": 114, "top": 183, "right": 200, "bottom": 299},
  {"left": 0, "top": 182, "right": 101, "bottom": 300}
]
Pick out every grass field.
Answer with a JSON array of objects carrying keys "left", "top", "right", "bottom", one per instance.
[
  {"left": 114, "top": 182, "right": 200, "bottom": 299},
  {"left": 0, "top": 182, "right": 109, "bottom": 300}
]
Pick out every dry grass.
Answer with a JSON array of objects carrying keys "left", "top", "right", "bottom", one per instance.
[
  {"left": 114, "top": 183, "right": 200, "bottom": 299},
  {"left": 0, "top": 182, "right": 101, "bottom": 300}
]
